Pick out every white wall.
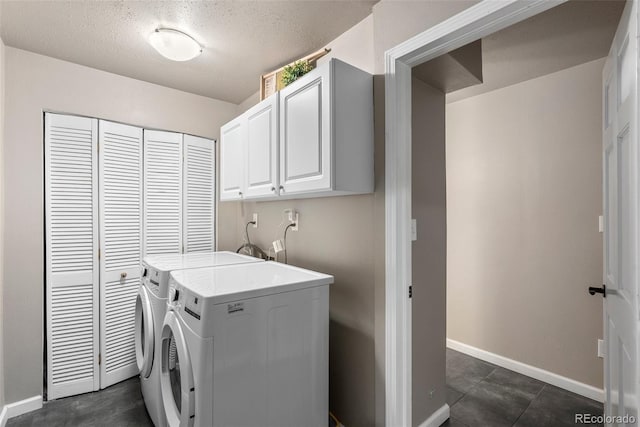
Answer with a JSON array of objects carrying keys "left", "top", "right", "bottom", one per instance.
[
  {"left": 446, "top": 58, "right": 605, "bottom": 388},
  {"left": 2, "top": 47, "right": 238, "bottom": 404}
]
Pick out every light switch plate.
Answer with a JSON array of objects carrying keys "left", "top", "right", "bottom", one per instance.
[
  {"left": 597, "top": 339, "right": 605, "bottom": 358},
  {"left": 411, "top": 219, "right": 417, "bottom": 241}
]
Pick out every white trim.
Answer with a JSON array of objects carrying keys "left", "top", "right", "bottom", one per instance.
[
  {"left": 384, "top": 1, "right": 567, "bottom": 425},
  {"left": 0, "top": 405, "right": 6, "bottom": 427},
  {"left": 416, "top": 404, "right": 450, "bottom": 427},
  {"left": 447, "top": 339, "right": 604, "bottom": 403},
  {"left": 0, "top": 395, "right": 43, "bottom": 426}
]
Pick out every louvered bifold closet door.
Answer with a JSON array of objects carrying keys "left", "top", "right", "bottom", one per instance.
[
  {"left": 45, "top": 113, "right": 100, "bottom": 400},
  {"left": 144, "top": 130, "right": 183, "bottom": 255},
  {"left": 99, "top": 121, "right": 143, "bottom": 388},
  {"left": 183, "top": 135, "right": 216, "bottom": 252}
]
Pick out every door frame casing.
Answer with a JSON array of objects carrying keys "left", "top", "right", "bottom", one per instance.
[{"left": 383, "top": 1, "right": 567, "bottom": 425}]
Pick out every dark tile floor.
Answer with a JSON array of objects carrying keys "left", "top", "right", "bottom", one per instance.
[
  {"left": 7, "top": 378, "right": 153, "bottom": 427},
  {"left": 7, "top": 350, "right": 604, "bottom": 427},
  {"left": 442, "top": 349, "right": 604, "bottom": 427}
]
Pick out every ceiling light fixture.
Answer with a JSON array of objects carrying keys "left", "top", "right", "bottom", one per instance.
[{"left": 148, "top": 28, "right": 202, "bottom": 62}]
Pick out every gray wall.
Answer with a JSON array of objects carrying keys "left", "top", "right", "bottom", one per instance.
[
  {"left": 446, "top": 58, "right": 605, "bottom": 388},
  {"left": 2, "top": 47, "right": 238, "bottom": 403},
  {"left": 411, "top": 78, "right": 447, "bottom": 425}
]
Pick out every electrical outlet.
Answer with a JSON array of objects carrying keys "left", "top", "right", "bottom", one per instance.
[
  {"left": 292, "top": 212, "right": 299, "bottom": 231},
  {"left": 252, "top": 213, "right": 258, "bottom": 228},
  {"left": 286, "top": 209, "right": 294, "bottom": 222},
  {"left": 429, "top": 389, "right": 436, "bottom": 399}
]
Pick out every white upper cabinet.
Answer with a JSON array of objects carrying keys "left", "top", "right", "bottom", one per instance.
[
  {"left": 219, "top": 118, "right": 245, "bottom": 201},
  {"left": 279, "top": 63, "right": 331, "bottom": 195},
  {"left": 245, "top": 93, "right": 279, "bottom": 198},
  {"left": 220, "top": 58, "right": 373, "bottom": 201}
]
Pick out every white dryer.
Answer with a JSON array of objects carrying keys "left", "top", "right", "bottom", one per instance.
[
  {"left": 160, "top": 261, "right": 332, "bottom": 427},
  {"left": 135, "top": 252, "right": 263, "bottom": 427}
]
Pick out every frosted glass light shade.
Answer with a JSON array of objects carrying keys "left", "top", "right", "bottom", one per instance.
[{"left": 148, "top": 28, "right": 202, "bottom": 62}]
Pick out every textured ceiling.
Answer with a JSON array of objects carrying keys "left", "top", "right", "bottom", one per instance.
[
  {"left": 444, "top": 0, "right": 625, "bottom": 103},
  {"left": 0, "top": 1, "right": 376, "bottom": 103}
]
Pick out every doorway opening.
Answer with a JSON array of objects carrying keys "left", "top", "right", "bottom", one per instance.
[{"left": 384, "top": 1, "right": 634, "bottom": 426}]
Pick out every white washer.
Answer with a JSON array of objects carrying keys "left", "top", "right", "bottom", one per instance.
[
  {"left": 135, "top": 252, "right": 263, "bottom": 427},
  {"left": 160, "top": 261, "right": 332, "bottom": 427}
]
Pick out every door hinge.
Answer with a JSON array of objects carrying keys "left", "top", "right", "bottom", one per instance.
[
  {"left": 98, "top": 353, "right": 101, "bottom": 365},
  {"left": 409, "top": 285, "right": 413, "bottom": 299}
]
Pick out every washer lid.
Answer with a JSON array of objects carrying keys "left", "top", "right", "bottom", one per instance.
[
  {"left": 170, "top": 261, "right": 334, "bottom": 304},
  {"left": 142, "top": 251, "right": 262, "bottom": 272}
]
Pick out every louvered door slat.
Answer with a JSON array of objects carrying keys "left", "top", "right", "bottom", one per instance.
[
  {"left": 45, "top": 113, "right": 100, "bottom": 400},
  {"left": 144, "top": 130, "right": 183, "bottom": 255},
  {"left": 99, "top": 120, "right": 142, "bottom": 388},
  {"left": 183, "top": 135, "right": 216, "bottom": 253}
]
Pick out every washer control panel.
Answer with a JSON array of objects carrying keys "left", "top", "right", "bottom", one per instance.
[{"left": 184, "top": 295, "right": 202, "bottom": 320}]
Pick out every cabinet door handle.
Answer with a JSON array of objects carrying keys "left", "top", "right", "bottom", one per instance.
[
  {"left": 279, "top": 185, "right": 285, "bottom": 192},
  {"left": 271, "top": 187, "right": 276, "bottom": 193},
  {"left": 238, "top": 191, "right": 243, "bottom": 197},
  {"left": 120, "top": 272, "right": 128, "bottom": 279}
]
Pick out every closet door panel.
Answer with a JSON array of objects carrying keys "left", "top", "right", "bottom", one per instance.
[
  {"left": 99, "top": 120, "right": 143, "bottom": 388},
  {"left": 144, "top": 130, "right": 183, "bottom": 255},
  {"left": 183, "top": 135, "right": 216, "bottom": 253},
  {"left": 45, "top": 113, "right": 100, "bottom": 399}
]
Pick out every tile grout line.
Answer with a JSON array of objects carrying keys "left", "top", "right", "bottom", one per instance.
[{"left": 511, "top": 383, "right": 547, "bottom": 426}]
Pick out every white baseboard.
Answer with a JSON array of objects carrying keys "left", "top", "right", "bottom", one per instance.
[
  {"left": 0, "top": 395, "right": 42, "bottom": 427},
  {"left": 417, "top": 403, "right": 450, "bottom": 427},
  {"left": 447, "top": 339, "right": 604, "bottom": 403}
]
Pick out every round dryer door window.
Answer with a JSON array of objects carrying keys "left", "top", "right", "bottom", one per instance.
[
  {"left": 135, "top": 285, "right": 154, "bottom": 378},
  {"left": 161, "top": 311, "right": 195, "bottom": 427}
]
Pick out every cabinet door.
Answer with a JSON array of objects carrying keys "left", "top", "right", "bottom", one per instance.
[
  {"left": 98, "top": 120, "right": 143, "bottom": 388},
  {"left": 143, "top": 130, "right": 183, "bottom": 255},
  {"left": 279, "top": 65, "right": 332, "bottom": 195},
  {"left": 220, "top": 117, "right": 245, "bottom": 200},
  {"left": 245, "top": 94, "right": 279, "bottom": 198},
  {"left": 45, "top": 113, "right": 100, "bottom": 399},
  {"left": 183, "top": 135, "right": 216, "bottom": 252}
]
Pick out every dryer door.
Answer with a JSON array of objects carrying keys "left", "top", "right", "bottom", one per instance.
[
  {"left": 161, "top": 310, "right": 195, "bottom": 427},
  {"left": 135, "top": 285, "right": 154, "bottom": 378}
]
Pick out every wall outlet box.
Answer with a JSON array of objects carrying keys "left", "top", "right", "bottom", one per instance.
[{"left": 252, "top": 213, "right": 258, "bottom": 228}]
